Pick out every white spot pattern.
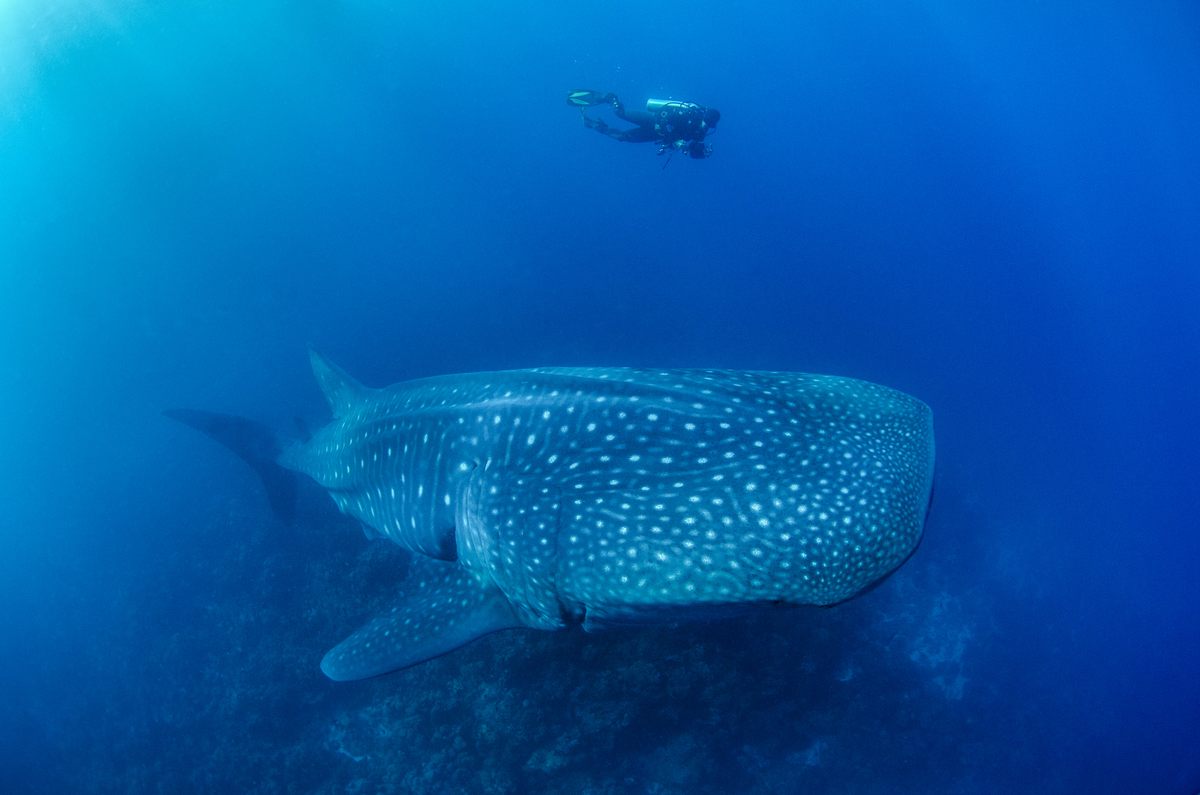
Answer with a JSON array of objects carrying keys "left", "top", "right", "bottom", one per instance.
[{"left": 286, "top": 366, "right": 934, "bottom": 631}]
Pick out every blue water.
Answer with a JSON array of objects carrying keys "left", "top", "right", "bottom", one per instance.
[{"left": 2, "top": 1, "right": 1197, "bottom": 792}]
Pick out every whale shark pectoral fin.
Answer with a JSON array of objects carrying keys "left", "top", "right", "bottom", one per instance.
[
  {"left": 320, "top": 557, "right": 520, "bottom": 681},
  {"left": 308, "top": 349, "right": 370, "bottom": 418}
]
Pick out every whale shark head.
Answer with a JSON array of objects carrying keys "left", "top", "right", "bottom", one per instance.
[{"left": 447, "top": 369, "right": 935, "bottom": 629}]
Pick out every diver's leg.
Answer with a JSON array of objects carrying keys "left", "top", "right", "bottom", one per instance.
[
  {"left": 613, "top": 126, "right": 658, "bottom": 143},
  {"left": 610, "top": 105, "right": 657, "bottom": 142},
  {"left": 613, "top": 107, "right": 654, "bottom": 127},
  {"left": 581, "top": 112, "right": 625, "bottom": 140},
  {"left": 582, "top": 112, "right": 658, "bottom": 144}
]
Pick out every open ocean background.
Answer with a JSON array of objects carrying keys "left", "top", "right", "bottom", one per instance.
[{"left": 2, "top": 2, "right": 1198, "bottom": 792}]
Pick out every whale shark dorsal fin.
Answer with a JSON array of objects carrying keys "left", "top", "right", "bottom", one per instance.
[
  {"left": 308, "top": 349, "right": 369, "bottom": 417},
  {"left": 320, "top": 556, "right": 521, "bottom": 681}
]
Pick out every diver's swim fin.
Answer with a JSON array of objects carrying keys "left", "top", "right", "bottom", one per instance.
[{"left": 566, "top": 89, "right": 614, "bottom": 107}]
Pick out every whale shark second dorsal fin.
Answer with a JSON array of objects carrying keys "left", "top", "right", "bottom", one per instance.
[{"left": 309, "top": 349, "right": 369, "bottom": 417}]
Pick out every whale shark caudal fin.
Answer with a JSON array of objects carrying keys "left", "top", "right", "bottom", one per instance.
[
  {"left": 320, "top": 556, "right": 521, "bottom": 681},
  {"left": 308, "top": 349, "right": 370, "bottom": 417},
  {"left": 163, "top": 409, "right": 297, "bottom": 524}
]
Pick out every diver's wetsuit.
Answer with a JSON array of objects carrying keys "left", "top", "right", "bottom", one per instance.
[
  {"left": 570, "top": 90, "right": 719, "bottom": 157},
  {"left": 583, "top": 95, "right": 659, "bottom": 142}
]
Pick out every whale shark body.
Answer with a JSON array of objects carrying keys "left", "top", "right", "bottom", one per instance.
[{"left": 174, "top": 353, "right": 935, "bottom": 680}]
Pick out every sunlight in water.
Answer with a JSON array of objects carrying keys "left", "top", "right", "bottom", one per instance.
[{"left": 0, "top": 0, "right": 127, "bottom": 123}]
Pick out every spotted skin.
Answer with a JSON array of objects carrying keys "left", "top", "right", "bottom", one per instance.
[{"left": 286, "top": 354, "right": 935, "bottom": 679}]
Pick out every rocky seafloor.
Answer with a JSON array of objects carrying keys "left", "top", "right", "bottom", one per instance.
[{"left": 13, "top": 481, "right": 1077, "bottom": 794}]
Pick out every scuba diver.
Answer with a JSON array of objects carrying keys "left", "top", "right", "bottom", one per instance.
[{"left": 567, "top": 89, "right": 720, "bottom": 160}]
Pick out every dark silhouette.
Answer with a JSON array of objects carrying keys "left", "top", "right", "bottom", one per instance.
[{"left": 568, "top": 89, "right": 720, "bottom": 159}]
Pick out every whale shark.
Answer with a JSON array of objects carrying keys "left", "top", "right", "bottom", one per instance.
[{"left": 170, "top": 352, "right": 935, "bottom": 680}]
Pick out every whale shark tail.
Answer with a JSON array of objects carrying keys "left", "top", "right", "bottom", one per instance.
[{"left": 164, "top": 408, "right": 298, "bottom": 524}]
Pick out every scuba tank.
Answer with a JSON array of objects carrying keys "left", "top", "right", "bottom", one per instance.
[{"left": 646, "top": 98, "right": 695, "bottom": 114}]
